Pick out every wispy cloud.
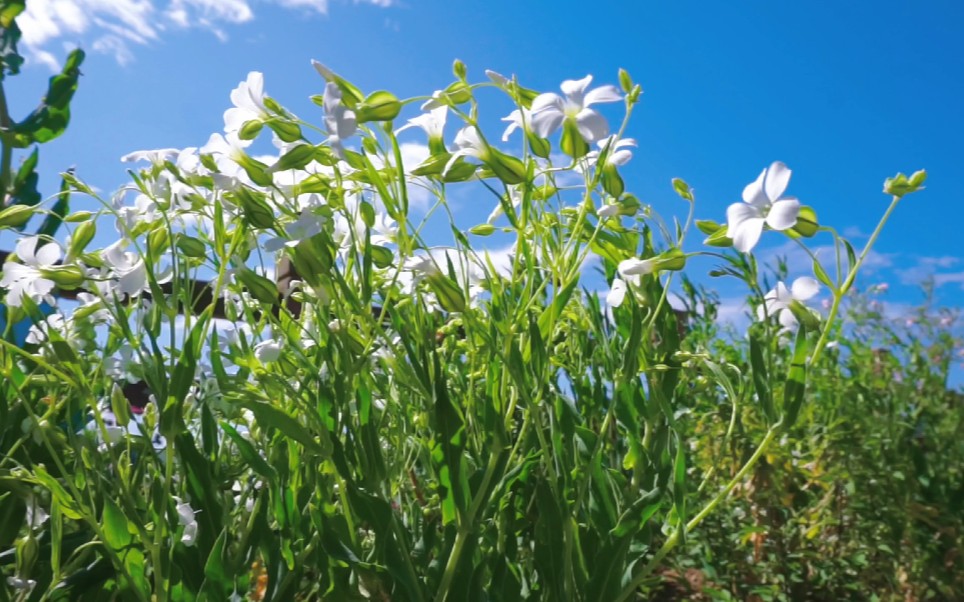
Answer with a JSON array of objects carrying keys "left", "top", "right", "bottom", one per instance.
[{"left": 18, "top": 0, "right": 396, "bottom": 69}]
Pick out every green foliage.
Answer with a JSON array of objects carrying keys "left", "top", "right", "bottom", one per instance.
[{"left": 0, "top": 54, "right": 956, "bottom": 602}]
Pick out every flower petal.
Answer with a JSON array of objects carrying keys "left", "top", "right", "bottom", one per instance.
[
  {"left": 560, "top": 75, "right": 593, "bottom": 102},
  {"left": 574, "top": 109, "right": 609, "bottom": 142},
  {"left": 530, "top": 92, "right": 564, "bottom": 113},
  {"left": 618, "top": 257, "right": 655, "bottom": 277},
  {"left": 729, "top": 215, "right": 765, "bottom": 253},
  {"left": 530, "top": 106, "right": 565, "bottom": 139},
  {"left": 764, "top": 161, "right": 791, "bottom": 203},
  {"left": 742, "top": 168, "right": 769, "bottom": 207},
  {"left": 606, "top": 278, "right": 627, "bottom": 307},
  {"left": 584, "top": 85, "right": 622, "bottom": 106},
  {"left": 765, "top": 198, "right": 800, "bottom": 231},
  {"left": 726, "top": 202, "right": 761, "bottom": 233},
  {"left": 777, "top": 309, "right": 799, "bottom": 331},
  {"left": 790, "top": 276, "right": 820, "bottom": 301},
  {"left": 34, "top": 242, "right": 61, "bottom": 267}
]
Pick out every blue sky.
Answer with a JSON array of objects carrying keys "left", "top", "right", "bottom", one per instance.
[{"left": 5, "top": 0, "right": 964, "bottom": 376}]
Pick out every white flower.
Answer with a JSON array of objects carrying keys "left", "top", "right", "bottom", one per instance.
[
  {"left": 371, "top": 211, "right": 398, "bottom": 246},
  {"left": 598, "top": 203, "right": 621, "bottom": 219},
  {"left": 606, "top": 278, "right": 629, "bottom": 307},
  {"left": 254, "top": 339, "right": 283, "bottom": 363},
  {"left": 224, "top": 71, "right": 270, "bottom": 134},
  {"left": 396, "top": 105, "right": 447, "bottom": 142},
  {"left": 0, "top": 236, "right": 60, "bottom": 308},
  {"left": 403, "top": 255, "right": 440, "bottom": 277},
  {"left": 26, "top": 313, "right": 67, "bottom": 345},
  {"left": 120, "top": 148, "right": 179, "bottom": 165},
  {"left": 264, "top": 209, "right": 326, "bottom": 252},
  {"left": 25, "top": 496, "right": 49, "bottom": 531},
  {"left": 200, "top": 133, "right": 251, "bottom": 187},
  {"left": 758, "top": 276, "right": 820, "bottom": 330},
  {"left": 617, "top": 257, "right": 657, "bottom": 277},
  {"left": 102, "top": 239, "right": 149, "bottom": 297},
  {"left": 607, "top": 258, "right": 657, "bottom": 307},
  {"left": 500, "top": 107, "right": 532, "bottom": 142},
  {"left": 175, "top": 498, "right": 199, "bottom": 546},
  {"left": 584, "top": 136, "right": 636, "bottom": 169},
  {"left": 529, "top": 75, "right": 622, "bottom": 142},
  {"left": 115, "top": 193, "right": 159, "bottom": 235},
  {"left": 443, "top": 126, "right": 492, "bottom": 178},
  {"left": 6, "top": 577, "right": 36, "bottom": 593},
  {"left": 323, "top": 82, "right": 357, "bottom": 157},
  {"left": 726, "top": 161, "right": 800, "bottom": 253},
  {"left": 487, "top": 186, "right": 522, "bottom": 224},
  {"left": 105, "top": 344, "right": 140, "bottom": 383}
]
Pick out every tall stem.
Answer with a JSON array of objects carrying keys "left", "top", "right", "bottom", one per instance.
[
  {"left": 811, "top": 196, "right": 900, "bottom": 365},
  {"left": 0, "top": 81, "right": 13, "bottom": 206},
  {"left": 616, "top": 427, "right": 779, "bottom": 601}
]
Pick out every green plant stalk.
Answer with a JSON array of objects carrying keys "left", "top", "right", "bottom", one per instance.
[
  {"left": 0, "top": 80, "right": 12, "bottom": 205},
  {"left": 810, "top": 195, "right": 900, "bottom": 365},
  {"left": 434, "top": 437, "right": 506, "bottom": 602},
  {"left": 616, "top": 426, "right": 779, "bottom": 601}
]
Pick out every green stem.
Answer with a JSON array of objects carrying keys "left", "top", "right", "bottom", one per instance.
[
  {"left": 810, "top": 196, "right": 900, "bottom": 365},
  {"left": 433, "top": 528, "right": 470, "bottom": 602},
  {"left": 0, "top": 80, "right": 12, "bottom": 206},
  {"left": 616, "top": 427, "right": 779, "bottom": 601}
]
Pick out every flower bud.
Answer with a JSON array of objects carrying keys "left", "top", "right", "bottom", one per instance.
[
  {"left": 67, "top": 220, "right": 96, "bottom": 259},
  {"left": 39, "top": 265, "right": 86, "bottom": 289},
  {"left": 356, "top": 91, "right": 402, "bottom": 123},
  {"left": 238, "top": 119, "right": 264, "bottom": 141},
  {"left": 452, "top": 59, "right": 467, "bottom": 81},
  {"left": 0, "top": 204, "right": 34, "bottom": 229},
  {"left": 266, "top": 118, "right": 303, "bottom": 143}
]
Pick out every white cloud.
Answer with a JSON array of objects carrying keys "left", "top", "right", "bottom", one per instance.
[{"left": 17, "top": 0, "right": 396, "bottom": 69}]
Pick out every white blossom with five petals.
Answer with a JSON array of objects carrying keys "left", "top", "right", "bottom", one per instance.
[
  {"left": 0, "top": 236, "right": 60, "bottom": 308},
  {"left": 758, "top": 276, "right": 820, "bottom": 331},
  {"left": 726, "top": 161, "right": 800, "bottom": 253},
  {"left": 529, "top": 75, "right": 622, "bottom": 143},
  {"left": 223, "top": 71, "right": 271, "bottom": 134}
]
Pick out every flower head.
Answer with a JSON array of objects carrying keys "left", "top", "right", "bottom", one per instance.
[
  {"left": 396, "top": 105, "right": 447, "bottom": 152},
  {"left": 758, "top": 276, "right": 820, "bottom": 331},
  {"left": 726, "top": 161, "right": 800, "bottom": 253},
  {"left": 224, "top": 71, "right": 270, "bottom": 134},
  {"left": 529, "top": 75, "right": 622, "bottom": 143},
  {"left": 323, "top": 82, "right": 357, "bottom": 157},
  {"left": 0, "top": 236, "right": 60, "bottom": 308}
]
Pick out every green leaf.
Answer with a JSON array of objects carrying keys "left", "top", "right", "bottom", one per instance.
[
  {"left": 749, "top": 334, "right": 776, "bottom": 424},
  {"left": 812, "top": 257, "right": 835, "bottom": 289},
  {"left": 102, "top": 498, "right": 132, "bottom": 550},
  {"left": 425, "top": 272, "right": 466, "bottom": 313},
  {"left": 673, "top": 436, "right": 688, "bottom": 545},
  {"left": 781, "top": 325, "right": 811, "bottom": 429},
  {"left": 221, "top": 422, "right": 277, "bottom": 483},
  {"left": 240, "top": 400, "right": 330, "bottom": 457},
  {"left": 12, "top": 49, "right": 84, "bottom": 146},
  {"left": 0, "top": 2, "right": 24, "bottom": 78},
  {"left": 35, "top": 170, "right": 72, "bottom": 239},
  {"left": 235, "top": 267, "right": 278, "bottom": 306},
  {"left": 33, "top": 465, "right": 82, "bottom": 520},
  {"left": 200, "top": 530, "right": 231, "bottom": 599}
]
